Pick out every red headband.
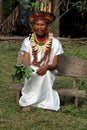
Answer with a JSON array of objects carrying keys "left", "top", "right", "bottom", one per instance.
[{"left": 28, "top": 12, "right": 55, "bottom": 24}]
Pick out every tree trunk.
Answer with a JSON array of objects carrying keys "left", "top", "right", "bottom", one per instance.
[
  {"left": 50, "top": 0, "right": 60, "bottom": 37},
  {"left": 0, "top": 0, "right": 4, "bottom": 24}
]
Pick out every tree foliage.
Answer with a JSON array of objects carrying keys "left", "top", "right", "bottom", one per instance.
[
  {"left": 52, "top": 0, "right": 87, "bottom": 37},
  {"left": 73, "top": 0, "right": 87, "bottom": 12},
  {"left": 3, "top": 0, "right": 87, "bottom": 37},
  {"left": 3, "top": 0, "right": 16, "bottom": 18},
  {"left": 3, "top": 0, "right": 87, "bottom": 21},
  {"left": 3, "top": 0, "right": 87, "bottom": 22}
]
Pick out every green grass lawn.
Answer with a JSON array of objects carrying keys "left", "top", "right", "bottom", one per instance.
[{"left": 0, "top": 40, "right": 87, "bottom": 130}]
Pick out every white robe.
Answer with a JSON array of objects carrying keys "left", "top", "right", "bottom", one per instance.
[{"left": 19, "top": 36, "right": 64, "bottom": 111}]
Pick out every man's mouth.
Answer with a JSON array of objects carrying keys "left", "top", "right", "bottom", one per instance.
[
  {"left": 37, "top": 30, "right": 43, "bottom": 32},
  {"left": 36, "top": 30, "right": 44, "bottom": 35}
]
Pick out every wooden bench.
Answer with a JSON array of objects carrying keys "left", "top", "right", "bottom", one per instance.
[{"left": 10, "top": 54, "right": 87, "bottom": 107}]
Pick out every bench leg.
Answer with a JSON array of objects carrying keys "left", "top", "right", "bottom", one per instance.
[
  {"left": 73, "top": 78, "right": 79, "bottom": 107},
  {"left": 74, "top": 97, "right": 78, "bottom": 107},
  {"left": 16, "top": 91, "right": 21, "bottom": 103}
]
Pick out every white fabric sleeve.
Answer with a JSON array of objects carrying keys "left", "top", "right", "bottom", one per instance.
[
  {"left": 20, "top": 37, "right": 30, "bottom": 54},
  {"left": 53, "top": 38, "right": 64, "bottom": 56}
]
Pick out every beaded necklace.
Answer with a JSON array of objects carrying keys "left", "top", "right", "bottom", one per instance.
[
  {"left": 34, "top": 32, "right": 48, "bottom": 46},
  {"left": 30, "top": 32, "right": 53, "bottom": 67}
]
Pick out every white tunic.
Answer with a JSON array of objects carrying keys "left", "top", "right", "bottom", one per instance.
[{"left": 19, "top": 36, "right": 64, "bottom": 111}]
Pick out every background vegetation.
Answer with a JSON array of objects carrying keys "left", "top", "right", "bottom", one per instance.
[
  {"left": 0, "top": 39, "right": 87, "bottom": 130},
  {"left": 3, "top": 0, "right": 17, "bottom": 18},
  {"left": 2, "top": 0, "right": 87, "bottom": 37}
]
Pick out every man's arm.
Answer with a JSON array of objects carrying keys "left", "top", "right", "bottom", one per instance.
[
  {"left": 48, "top": 55, "right": 59, "bottom": 70},
  {"left": 36, "top": 55, "right": 59, "bottom": 75},
  {"left": 22, "top": 51, "right": 30, "bottom": 66}
]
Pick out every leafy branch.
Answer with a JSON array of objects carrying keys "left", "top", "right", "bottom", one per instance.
[
  {"left": 12, "top": 64, "right": 34, "bottom": 81},
  {"left": 17, "top": 0, "right": 40, "bottom": 11}
]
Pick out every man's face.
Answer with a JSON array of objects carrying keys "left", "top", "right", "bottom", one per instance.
[{"left": 33, "top": 20, "right": 48, "bottom": 36}]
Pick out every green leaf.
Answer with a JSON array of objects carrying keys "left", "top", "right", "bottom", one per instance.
[{"left": 12, "top": 64, "right": 34, "bottom": 81}]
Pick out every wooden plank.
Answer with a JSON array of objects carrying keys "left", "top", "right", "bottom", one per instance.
[
  {"left": 0, "top": 36, "right": 25, "bottom": 41},
  {"left": 58, "top": 55, "right": 87, "bottom": 78},
  {"left": 9, "top": 83, "right": 23, "bottom": 90},
  {"left": 16, "top": 53, "right": 87, "bottom": 78},
  {"left": 0, "top": 36, "right": 87, "bottom": 41},
  {"left": 9, "top": 83, "right": 86, "bottom": 106},
  {"left": 10, "top": 83, "right": 86, "bottom": 98},
  {"left": 56, "top": 88, "right": 86, "bottom": 98}
]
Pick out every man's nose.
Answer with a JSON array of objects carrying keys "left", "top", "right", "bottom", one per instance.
[{"left": 38, "top": 25, "right": 42, "bottom": 29}]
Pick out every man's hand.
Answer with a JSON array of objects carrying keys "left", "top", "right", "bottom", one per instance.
[
  {"left": 36, "top": 65, "right": 48, "bottom": 75},
  {"left": 36, "top": 55, "right": 59, "bottom": 75}
]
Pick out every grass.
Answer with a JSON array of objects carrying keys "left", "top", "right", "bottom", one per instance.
[{"left": 0, "top": 40, "right": 87, "bottom": 130}]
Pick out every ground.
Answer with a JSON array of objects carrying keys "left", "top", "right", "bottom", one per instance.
[{"left": 0, "top": 38, "right": 87, "bottom": 130}]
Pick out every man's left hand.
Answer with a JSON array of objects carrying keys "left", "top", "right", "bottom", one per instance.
[{"left": 36, "top": 65, "right": 48, "bottom": 75}]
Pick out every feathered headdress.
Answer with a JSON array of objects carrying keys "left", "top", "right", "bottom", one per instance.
[{"left": 28, "top": 0, "right": 55, "bottom": 24}]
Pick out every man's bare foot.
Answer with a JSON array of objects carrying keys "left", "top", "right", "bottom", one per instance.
[{"left": 22, "top": 106, "right": 31, "bottom": 112}]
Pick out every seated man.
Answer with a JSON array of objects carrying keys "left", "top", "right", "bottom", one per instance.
[{"left": 19, "top": 0, "right": 64, "bottom": 111}]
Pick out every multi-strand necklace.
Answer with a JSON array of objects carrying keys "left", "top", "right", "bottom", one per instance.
[
  {"left": 30, "top": 32, "right": 53, "bottom": 67},
  {"left": 34, "top": 32, "right": 48, "bottom": 46}
]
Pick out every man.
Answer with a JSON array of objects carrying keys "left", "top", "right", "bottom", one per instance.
[{"left": 19, "top": 0, "right": 64, "bottom": 111}]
